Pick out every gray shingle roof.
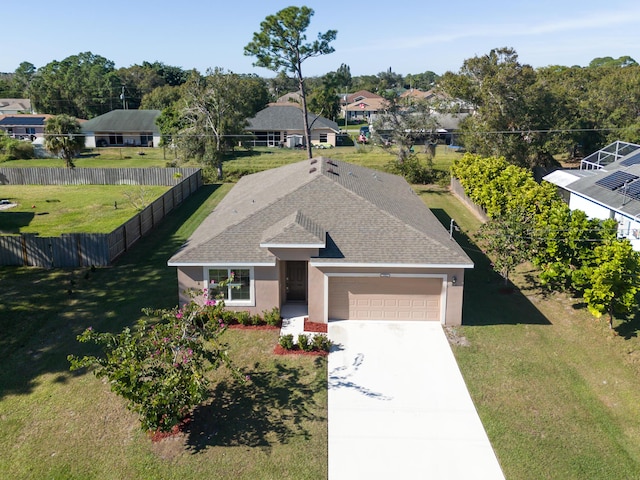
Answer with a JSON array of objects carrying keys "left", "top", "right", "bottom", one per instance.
[
  {"left": 544, "top": 142, "right": 640, "bottom": 218},
  {"left": 169, "top": 158, "right": 472, "bottom": 267},
  {"left": 246, "top": 105, "right": 339, "bottom": 132},
  {"left": 80, "top": 109, "right": 160, "bottom": 133}
]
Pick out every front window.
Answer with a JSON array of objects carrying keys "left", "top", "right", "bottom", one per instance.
[
  {"left": 319, "top": 133, "right": 328, "bottom": 143},
  {"left": 206, "top": 267, "right": 252, "bottom": 304}
]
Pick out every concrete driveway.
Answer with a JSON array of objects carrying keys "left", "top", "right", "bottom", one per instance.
[{"left": 328, "top": 320, "right": 504, "bottom": 480}]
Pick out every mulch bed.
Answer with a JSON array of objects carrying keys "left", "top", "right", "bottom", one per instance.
[
  {"left": 303, "top": 319, "right": 327, "bottom": 333},
  {"left": 273, "top": 345, "right": 329, "bottom": 356},
  {"left": 149, "top": 416, "right": 192, "bottom": 443}
]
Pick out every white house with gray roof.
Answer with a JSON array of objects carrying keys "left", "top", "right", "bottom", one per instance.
[
  {"left": 246, "top": 104, "right": 340, "bottom": 148},
  {"left": 168, "top": 158, "right": 473, "bottom": 325},
  {"left": 544, "top": 141, "right": 640, "bottom": 250},
  {"left": 80, "top": 109, "right": 161, "bottom": 148}
]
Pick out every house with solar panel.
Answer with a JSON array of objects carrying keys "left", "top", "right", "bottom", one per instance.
[
  {"left": 543, "top": 141, "right": 640, "bottom": 250},
  {"left": 0, "top": 114, "right": 53, "bottom": 140}
]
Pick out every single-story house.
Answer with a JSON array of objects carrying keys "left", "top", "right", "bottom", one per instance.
[
  {"left": 543, "top": 140, "right": 640, "bottom": 250},
  {"left": 0, "top": 98, "right": 33, "bottom": 115},
  {"left": 0, "top": 114, "right": 52, "bottom": 139},
  {"left": 80, "top": 109, "right": 161, "bottom": 148},
  {"left": 245, "top": 104, "right": 340, "bottom": 147},
  {"left": 168, "top": 158, "right": 473, "bottom": 325}
]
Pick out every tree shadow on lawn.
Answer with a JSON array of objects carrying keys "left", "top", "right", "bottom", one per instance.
[
  {"left": 185, "top": 358, "right": 326, "bottom": 453},
  {"left": 0, "top": 184, "right": 224, "bottom": 400},
  {"left": 430, "top": 208, "right": 550, "bottom": 326}
]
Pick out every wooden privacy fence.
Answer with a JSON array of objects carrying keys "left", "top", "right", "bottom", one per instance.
[
  {"left": 450, "top": 177, "right": 490, "bottom": 222},
  {"left": 0, "top": 168, "right": 202, "bottom": 267}
]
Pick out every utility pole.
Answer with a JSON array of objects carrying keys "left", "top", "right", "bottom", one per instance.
[{"left": 120, "top": 85, "right": 126, "bottom": 110}]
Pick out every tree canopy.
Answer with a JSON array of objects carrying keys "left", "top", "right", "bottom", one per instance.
[
  {"left": 44, "top": 115, "right": 85, "bottom": 168},
  {"left": 244, "top": 6, "right": 337, "bottom": 159}
]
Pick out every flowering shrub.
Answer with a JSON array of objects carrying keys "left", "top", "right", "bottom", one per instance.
[{"left": 68, "top": 290, "right": 242, "bottom": 433}]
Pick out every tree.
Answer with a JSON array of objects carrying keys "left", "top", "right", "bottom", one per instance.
[
  {"left": 29, "top": 52, "right": 120, "bottom": 118},
  {"left": 478, "top": 210, "right": 533, "bottom": 286},
  {"left": 583, "top": 240, "right": 640, "bottom": 329},
  {"left": 244, "top": 6, "right": 337, "bottom": 159},
  {"left": 68, "top": 291, "right": 241, "bottom": 432},
  {"left": 373, "top": 92, "right": 436, "bottom": 164},
  {"left": 334, "top": 63, "right": 352, "bottom": 91},
  {"left": 44, "top": 115, "right": 85, "bottom": 168},
  {"left": 177, "top": 69, "right": 268, "bottom": 178},
  {"left": 307, "top": 72, "right": 341, "bottom": 121},
  {"left": 440, "top": 47, "right": 557, "bottom": 167}
]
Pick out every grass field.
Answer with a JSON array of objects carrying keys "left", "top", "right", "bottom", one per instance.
[
  {"left": 419, "top": 186, "right": 640, "bottom": 479},
  {"left": 0, "top": 185, "right": 170, "bottom": 235},
  {"left": 1, "top": 144, "right": 462, "bottom": 179},
  {"left": 0, "top": 183, "right": 327, "bottom": 479}
]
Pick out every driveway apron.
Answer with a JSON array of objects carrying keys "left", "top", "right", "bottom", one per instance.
[{"left": 328, "top": 320, "right": 504, "bottom": 480}]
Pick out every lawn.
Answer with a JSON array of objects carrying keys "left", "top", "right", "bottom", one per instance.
[
  {"left": 4, "top": 155, "right": 637, "bottom": 478},
  {"left": 1, "top": 144, "right": 462, "bottom": 179},
  {"left": 0, "top": 185, "right": 170, "bottom": 235},
  {"left": 0, "top": 183, "right": 327, "bottom": 480},
  {"left": 419, "top": 185, "right": 640, "bottom": 479}
]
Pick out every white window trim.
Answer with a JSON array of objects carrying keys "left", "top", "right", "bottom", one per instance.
[{"left": 203, "top": 266, "right": 255, "bottom": 307}]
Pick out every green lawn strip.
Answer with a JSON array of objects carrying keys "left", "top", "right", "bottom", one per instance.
[
  {"left": 419, "top": 189, "right": 640, "bottom": 479},
  {"left": 0, "top": 182, "right": 327, "bottom": 479},
  {"left": 0, "top": 185, "right": 169, "bottom": 235}
]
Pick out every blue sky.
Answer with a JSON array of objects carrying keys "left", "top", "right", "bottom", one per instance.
[{"left": 4, "top": 0, "right": 640, "bottom": 77}]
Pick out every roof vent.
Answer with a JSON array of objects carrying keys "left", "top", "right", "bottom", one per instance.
[
  {"left": 309, "top": 167, "right": 317, "bottom": 173},
  {"left": 310, "top": 159, "right": 317, "bottom": 164},
  {"left": 326, "top": 159, "right": 338, "bottom": 167},
  {"left": 327, "top": 168, "right": 339, "bottom": 175}
]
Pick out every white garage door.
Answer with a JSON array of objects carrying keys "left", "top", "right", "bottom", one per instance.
[{"left": 328, "top": 277, "right": 442, "bottom": 321}]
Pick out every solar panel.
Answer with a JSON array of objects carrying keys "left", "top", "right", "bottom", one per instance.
[
  {"left": 620, "top": 151, "right": 640, "bottom": 166},
  {"left": 595, "top": 171, "right": 639, "bottom": 190},
  {"left": 626, "top": 181, "right": 640, "bottom": 200}
]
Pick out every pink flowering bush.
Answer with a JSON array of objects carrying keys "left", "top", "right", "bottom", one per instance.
[{"left": 68, "top": 290, "right": 242, "bottom": 433}]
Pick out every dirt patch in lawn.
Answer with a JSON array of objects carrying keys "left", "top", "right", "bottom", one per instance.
[{"left": 444, "top": 326, "right": 470, "bottom": 347}]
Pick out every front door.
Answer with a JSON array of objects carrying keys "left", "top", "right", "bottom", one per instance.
[{"left": 286, "top": 261, "right": 307, "bottom": 302}]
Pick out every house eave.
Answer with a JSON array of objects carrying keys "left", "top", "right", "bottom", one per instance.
[
  {"left": 168, "top": 261, "right": 276, "bottom": 267},
  {"left": 309, "top": 261, "right": 474, "bottom": 269}
]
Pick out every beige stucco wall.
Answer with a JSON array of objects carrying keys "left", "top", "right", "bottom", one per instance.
[
  {"left": 308, "top": 265, "right": 468, "bottom": 325},
  {"left": 176, "top": 265, "right": 280, "bottom": 316}
]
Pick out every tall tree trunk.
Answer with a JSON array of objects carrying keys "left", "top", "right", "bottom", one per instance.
[{"left": 297, "top": 67, "right": 313, "bottom": 159}]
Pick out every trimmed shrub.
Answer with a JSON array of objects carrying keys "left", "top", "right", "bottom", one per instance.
[
  {"left": 297, "top": 334, "right": 313, "bottom": 352},
  {"left": 312, "top": 334, "right": 332, "bottom": 352},
  {"left": 263, "top": 307, "right": 281, "bottom": 326},
  {"left": 279, "top": 334, "right": 294, "bottom": 350}
]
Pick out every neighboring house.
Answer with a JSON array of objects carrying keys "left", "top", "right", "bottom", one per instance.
[
  {"left": 543, "top": 141, "right": 640, "bottom": 250},
  {"left": 80, "top": 109, "right": 161, "bottom": 148},
  {"left": 342, "top": 90, "right": 383, "bottom": 105},
  {"left": 168, "top": 158, "right": 473, "bottom": 325},
  {"left": 344, "top": 97, "right": 388, "bottom": 123},
  {"left": 0, "top": 114, "right": 52, "bottom": 139},
  {"left": 246, "top": 104, "right": 340, "bottom": 147},
  {"left": 0, "top": 98, "right": 33, "bottom": 114},
  {"left": 275, "top": 91, "right": 302, "bottom": 104}
]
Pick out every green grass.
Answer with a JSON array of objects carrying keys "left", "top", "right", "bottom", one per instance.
[
  {"left": 6, "top": 158, "right": 634, "bottom": 478},
  {"left": 2, "top": 147, "right": 173, "bottom": 168},
  {"left": 419, "top": 187, "right": 640, "bottom": 479},
  {"left": 0, "top": 182, "right": 326, "bottom": 479},
  {"left": 0, "top": 185, "right": 170, "bottom": 235}
]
